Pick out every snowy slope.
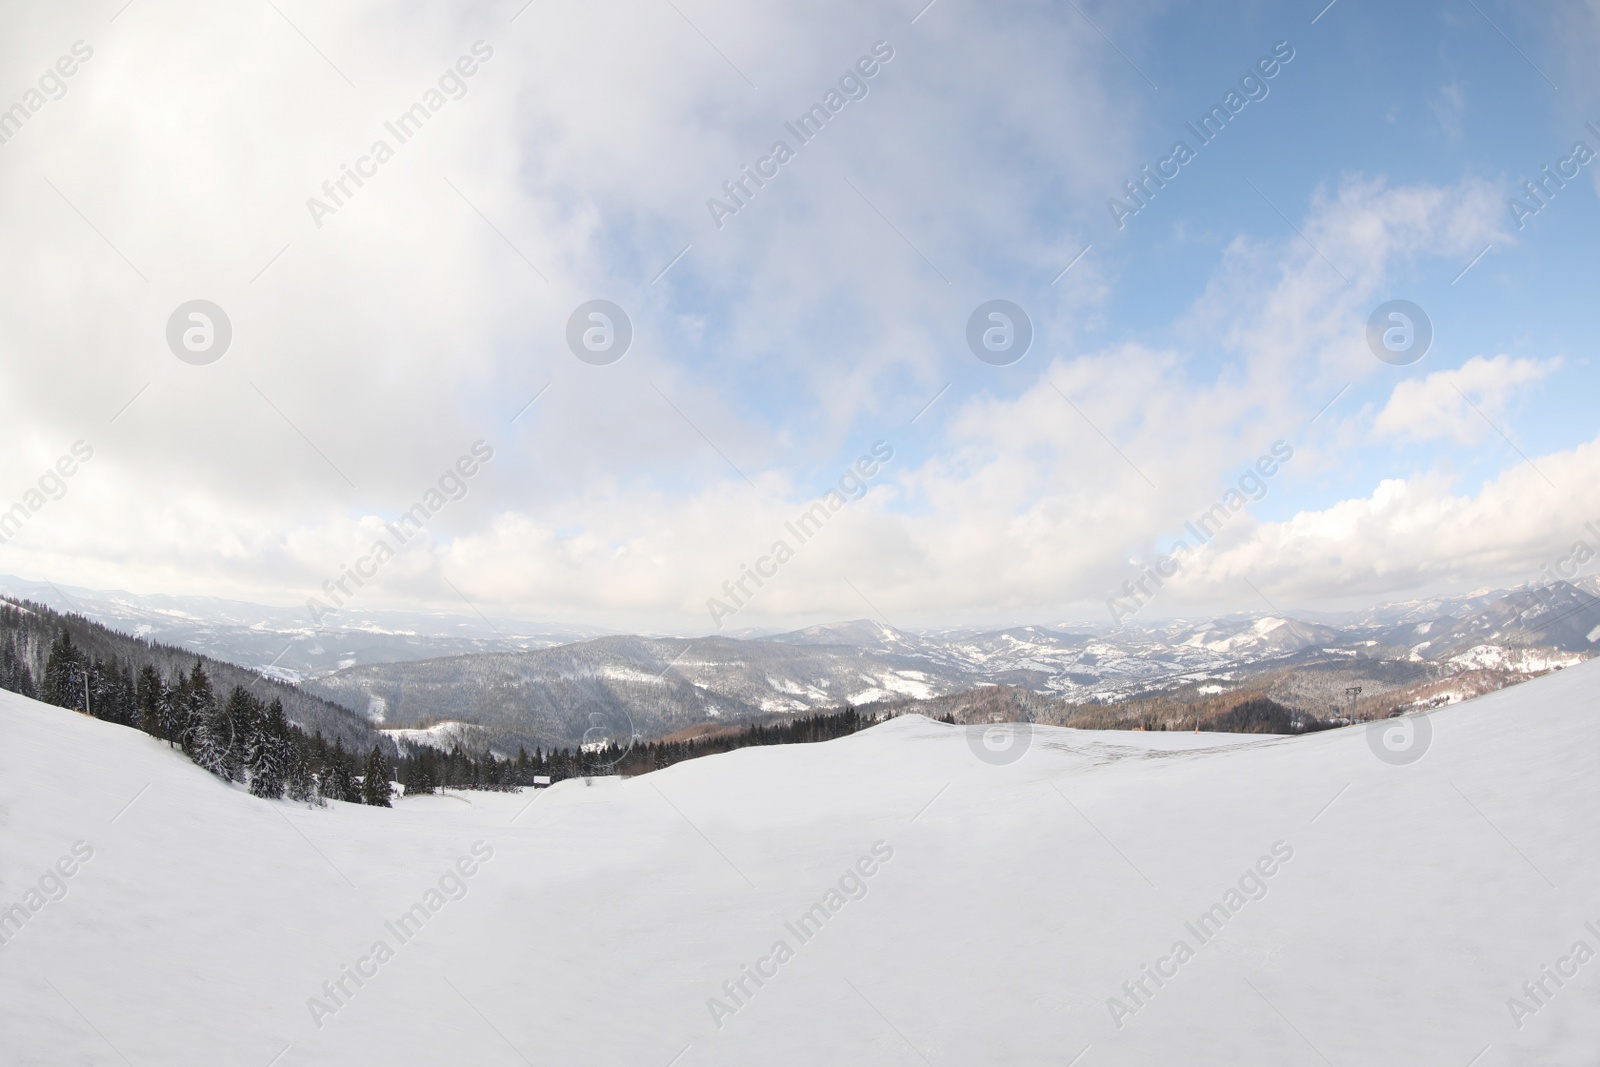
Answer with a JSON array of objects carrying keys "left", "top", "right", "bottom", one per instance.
[{"left": 2, "top": 661, "right": 1598, "bottom": 1065}]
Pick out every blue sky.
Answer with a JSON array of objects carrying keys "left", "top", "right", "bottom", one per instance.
[
  {"left": 612, "top": 0, "right": 1595, "bottom": 495},
  {"left": 0, "top": 0, "right": 1596, "bottom": 631}
]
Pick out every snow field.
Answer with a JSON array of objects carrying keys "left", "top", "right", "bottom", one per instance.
[{"left": 0, "top": 659, "right": 1597, "bottom": 1064}]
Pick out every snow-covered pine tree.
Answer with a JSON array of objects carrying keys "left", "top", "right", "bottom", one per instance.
[
  {"left": 183, "top": 664, "right": 230, "bottom": 777},
  {"left": 362, "top": 745, "right": 393, "bottom": 807},
  {"left": 285, "top": 730, "right": 322, "bottom": 806},
  {"left": 41, "top": 630, "right": 83, "bottom": 710},
  {"left": 136, "top": 665, "right": 167, "bottom": 740},
  {"left": 0, "top": 634, "right": 36, "bottom": 698},
  {"left": 110, "top": 659, "right": 136, "bottom": 726},
  {"left": 219, "top": 687, "right": 262, "bottom": 783},
  {"left": 86, "top": 656, "right": 135, "bottom": 727},
  {"left": 87, "top": 655, "right": 108, "bottom": 720},
  {"left": 247, "top": 698, "right": 291, "bottom": 799},
  {"left": 324, "top": 737, "right": 360, "bottom": 803},
  {"left": 164, "top": 669, "right": 195, "bottom": 748},
  {"left": 402, "top": 744, "right": 438, "bottom": 796}
]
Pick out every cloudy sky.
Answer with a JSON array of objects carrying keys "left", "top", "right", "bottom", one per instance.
[{"left": 1, "top": 0, "right": 1598, "bottom": 634}]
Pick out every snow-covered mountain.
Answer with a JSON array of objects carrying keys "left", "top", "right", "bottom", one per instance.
[
  {"left": 766, "top": 619, "right": 923, "bottom": 651},
  {"left": 0, "top": 574, "right": 600, "bottom": 682},
  {"left": 306, "top": 634, "right": 975, "bottom": 753},
  {"left": 1377, "top": 583, "right": 1600, "bottom": 658},
  {"left": 3, "top": 659, "right": 1596, "bottom": 1064},
  {"left": 8, "top": 574, "right": 1595, "bottom": 750}
]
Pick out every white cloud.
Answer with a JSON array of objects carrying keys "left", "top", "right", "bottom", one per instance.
[
  {"left": 1175, "top": 431, "right": 1600, "bottom": 607},
  {"left": 0, "top": 164, "right": 1524, "bottom": 628},
  {"left": 1373, "top": 355, "right": 1558, "bottom": 445},
  {"left": 0, "top": 3, "right": 1577, "bottom": 632}
]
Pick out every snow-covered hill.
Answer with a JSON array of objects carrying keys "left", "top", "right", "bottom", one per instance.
[{"left": 3, "top": 659, "right": 1597, "bottom": 1064}]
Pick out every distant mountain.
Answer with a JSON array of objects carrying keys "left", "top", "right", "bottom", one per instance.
[
  {"left": 0, "top": 575, "right": 602, "bottom": 683},
  {"left": 305, "top": 633, "right": 983, "bottom": 755},
  {"left": 1377, "top": 582, "right": 1600, "bottom": 658},
  {"left": 7, "top": 573, "right": 1595, "bottom": 756},
  {"left": 1298, "top": 588, "right": 1510, "bottom": 629},
  {"left": 307, "top": 581, "right": 1598, "bottom": 752},
  {"left": 0, "top": 595, "right": 383, "bottom": 752},
  {"left": 766, "top": 619, "right": 924, "bottom": 652},
  {"left": 1161, "top": 615, "right": 1347, "bottom": 658}
]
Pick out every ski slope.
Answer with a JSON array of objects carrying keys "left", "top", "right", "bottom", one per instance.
[{"left": 1, "top": 660, "right": 1597, "bottom": 1065}]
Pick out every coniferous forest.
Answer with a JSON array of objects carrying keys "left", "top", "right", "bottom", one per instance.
[
  {"left": 397, "top": 706, "right": 893, "bottom": 791},
  {"left": 2, "top": 601, "right": 396, "bottom": 806}
]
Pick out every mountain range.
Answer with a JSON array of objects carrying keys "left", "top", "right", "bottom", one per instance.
[
  {"left": 0, "top": 574, "right": 598, "bottom": 682},
  {"left": 305, "top": 580, "right": 1600, "bottom": 752},
  {"left": 7, "top": 573, "right": 1597, "bottom": 756}
]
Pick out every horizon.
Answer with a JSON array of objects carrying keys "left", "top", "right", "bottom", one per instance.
[{"left": 0, "top": 568, "right": 1572, "bottom": 644}]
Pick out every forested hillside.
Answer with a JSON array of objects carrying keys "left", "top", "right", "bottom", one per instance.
[
  {"left": 0, "top": 598, "right": 402, "bottom": 805},
  {"left": 305, "top": 632, "right": 973, "bottom": 754},
  {"left": 0, "top": 598, "right": 382, "bottom": 747}
]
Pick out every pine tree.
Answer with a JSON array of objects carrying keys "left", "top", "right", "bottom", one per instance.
[
  {"left": 219, "top": 687, "right": 261, "bottom": 783},
  {"left": 403, "top": 745, "right": 437, "bottom": 796},
  {"left": 325, "top": 738, "right": 360, "bottom": 803},
  {"left": 183, "top": 664, "right": 229, "bottom": 777},
  {"left": 248, "top": 699, "right": 290, "bottom": 799},
  {"left": 0, "top": 635, "right": 36, "bottom": 698},
  {"left": 42, "top": 630, "right": 84, "bottom": 710},
  {"left": 362, "top": 746, "right": 392, "bottom": 807},
  {"left": 285, "top": 731, "right": 322, "bottom": 806},
  {"left": 89, "top": 657, "right": 127, "bottom": 725},
  {"left": 136, "top": 666, "right": 167, "bottom": 739},
  {"left": 87, "top": 655, "right": 109, "bottom": 721},
  {"left": 163, "top": 669, "right": 193, "bottom": 747},
  {"left": 109, "top": 659, "right": 136, "bottom": 726}
]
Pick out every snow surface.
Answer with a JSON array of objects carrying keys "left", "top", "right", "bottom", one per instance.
[
  {"left": 380, "top": 721, "right": 481, "bottom": 752},
  {"left": 1448, "top": 645, "right": 1585, "bottom": 674},
  {"left": 2, "top": 661, "right": 1599, "bottom": 1065}
]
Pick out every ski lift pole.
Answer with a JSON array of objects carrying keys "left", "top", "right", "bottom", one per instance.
[{"left": 1344, "top": 686, "right": 1362, "bottom": 723}]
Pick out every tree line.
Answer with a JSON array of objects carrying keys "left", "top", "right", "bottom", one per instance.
[
  {"left": 1059, "top": 690, "right": 1336, "bottom": 733},
  {"left": 1, "top": 620, "right": 395, "bottom": 806},
  {"left": 0, "top": 598, "right": 385, "bottom": 749},
  {"left": 392, "top": 706, "right": 897, "bottom": 790},
  {"left": 579, "top": 706, "right": 894, "bottom": 779}
]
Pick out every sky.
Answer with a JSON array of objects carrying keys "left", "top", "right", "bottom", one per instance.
[{"left": 1, "top": 0, "right": 1598, "bottom": 635}]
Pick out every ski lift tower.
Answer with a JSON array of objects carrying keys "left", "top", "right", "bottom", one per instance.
[{"left": 1345, "top": 686, "right": 1363, "bottom": 724}]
